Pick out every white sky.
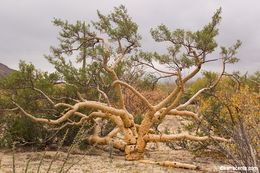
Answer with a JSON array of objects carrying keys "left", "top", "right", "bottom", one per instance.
[{"left": 0, "top": 0, "right": 259, "bottom": 74}]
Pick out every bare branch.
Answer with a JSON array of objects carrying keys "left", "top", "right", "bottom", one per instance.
[
  {"left": 51, "top": 96, "right": 80, "bottom": 103},
  {"left": 151, "top": 74, "right": 176, "bottom": 89},
  {"left": 183, "top": 65, "right": 202, "bottom": 83},
  {"left": 135, "top": 60, "right": 178, "bottom": 75},
  {"left": 13, "top": 101, "right": 78, "bottom": 125},
  {"left": 97, "top": 86, "right": 111, "bottom": 106},
  {"left": 15, "top": 99, "right": 133, "bottom": 128},
  {"left": 210, "top": 57, "right": 225, "bottom": 89},
  {"left": 76, "top": 92, "right": 87, "bottom": 102},
  {"left": 112, "top": 54, "right": 124, "bottom": 69},
  {"left": 107, "top": 127, "right": 120, "bottom": 138},
  {"left": 112, "top": 80, "right": 154, "bottom": 110},
  {"left": 167, "top": 109, "right": 201, "bottom": 121},
  {"left": 182, "top": 51, "right": 203, "bottom": 83},
  {"left": 176, "top": 88, "right": 207, "bottom": 110},
  {"left": 156, "top": 90, "right": 184, "bottom": 120},
  {"left": 33, "top": 87, "right": 55, "bottom": 106},
  {"left": 55, "top": 103, "right": 74, "bottom": 109},
  {"left": 144, "top": 133, "right": 230, "bottom": 143},
  {"left": 139, "top": 160, "right": 199, "bottom": 170},
  {"left": 154, "top": 86, "right": 181, "bottom": 111},
  {"left": 100, "top": 38, "right": 126, "bottom": 109},
  {"left": 0, "top": 107, "right": 19, "bottom": 112},
  {"left": 87, "top": 135, "right": 125, "bottom": 151},
  {"left": 177, "top": 57, "right": 227, "bottom": 110}
]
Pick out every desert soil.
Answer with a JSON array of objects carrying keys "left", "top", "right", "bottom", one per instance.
[
  {"left": 0, "top": 117, "right": 230, "bottom": 173},
  {"left": 0, "top": 147, "right": 228, "bottom": 173}
]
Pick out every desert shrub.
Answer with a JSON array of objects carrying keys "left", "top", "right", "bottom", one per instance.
[
  {"left": 0, "top": 114, "right": 48, "bottom": 148},
  {"left": 185, "top": 74, "right": 260, "bottom": 170},
  {"left": 0, "top": 62, "right": 69, "bottom": 148}
]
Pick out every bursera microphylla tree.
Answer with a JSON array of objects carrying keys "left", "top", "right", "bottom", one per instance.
[{"left": 11, "top": 5, "right": 241, "bottom": 166}]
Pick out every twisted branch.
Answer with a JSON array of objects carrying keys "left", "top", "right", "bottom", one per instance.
[
  {"left": 112, "top": 80, "right": 154, "bottom": 110},
  {"left": 144, "top": 133, "right": 230, "bottom": 143}
]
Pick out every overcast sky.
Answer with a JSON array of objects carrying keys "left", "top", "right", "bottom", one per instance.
[{"left": 0, "top": 0, "right": 259, "bottom": 75}]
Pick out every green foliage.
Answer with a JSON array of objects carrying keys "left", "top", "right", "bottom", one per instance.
[
  {"left": 44, "top": 5, "right": 145, "bottom": 104},
  {"left": 0, "top": 62, "right": 76, "bottom": 147},
  {"left": 240, "top": 71, "right": 260, "bottom": 92},
  {"left": 133, "top": 8, "right": 223, "bottom": 78},
  {"left": 134, "top": 114, "right": 143, "bottom": 125},
  {"left": 194, "top": 8, "right": 221, "bottom": 53},
  {"left": 93, "top": 5, "right": 141, "bottom": 45},
  {"left": 150, "top": 8, "right": 221, "bottom": 53},
  {"left": 0, "top": 115, "right": 48, "bottom": 147},
  {"left": 221, "top": 40, "right": 241, "bottom": 64}
]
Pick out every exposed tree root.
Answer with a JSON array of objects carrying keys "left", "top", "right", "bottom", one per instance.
[{"left": 139, "top": 159, "right": 200, "bottom": 170}]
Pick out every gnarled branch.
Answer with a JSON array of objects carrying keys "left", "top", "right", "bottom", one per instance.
[
  {"left": 112, "top": 80, "right": 154, "bottom": 110},
  {"left": 139, "top": 160, "right": 200, "bottom": 170},
  {"left": 33, "top": 87, "right": 55, "bottom": 106},
  {"left": 167, "top": 109, "right": 201, "bottom": 121},
  {"left": 144, "top": 133, "right": 230, "bottom": 143}
]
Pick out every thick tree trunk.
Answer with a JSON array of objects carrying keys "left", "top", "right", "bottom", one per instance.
[
  {"left": 125, "top": 144, "right": 145, "bottom": 160},
  {"left": 124, "top": 112, "right": 155, "bottom": 160}
]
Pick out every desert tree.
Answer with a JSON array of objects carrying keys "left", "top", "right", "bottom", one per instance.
[{"left": 3, "top": 5, "right": 242, "bottom": 168}]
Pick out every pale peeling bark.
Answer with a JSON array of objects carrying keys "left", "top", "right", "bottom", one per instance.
[
  {"left": 87, "top": 135, "right": 126, "bottom": 151},
  {"left": 143, "top": 133, "right": 230, "bottom": 143},
  {"left": 139, "top": 160, "right": 200, "bottom": 170}
]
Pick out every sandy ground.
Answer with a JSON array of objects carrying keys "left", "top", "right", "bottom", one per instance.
[
  {"left": 0, "top": 145, "right": 229, "bottom": 173},
  {"left": 0, "top": 117, "right": 231, "bottom": 173}
]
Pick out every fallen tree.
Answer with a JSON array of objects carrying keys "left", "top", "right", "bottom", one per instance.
[{"left": 2, "top": 5, "right": 241, "bottom": 168}]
